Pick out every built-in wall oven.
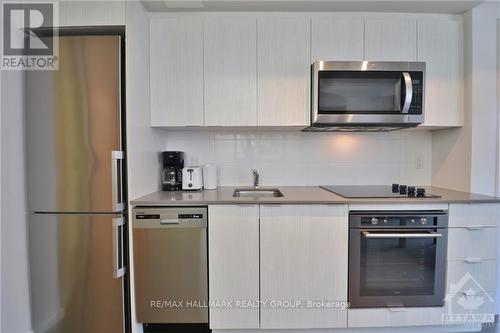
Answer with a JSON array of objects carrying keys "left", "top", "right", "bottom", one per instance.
[
  {"left": 348, "top": 210, "right": 448, "bottom": 308},
  {"left": 307, "top": 61, "right": 425, "bottom": 131}
]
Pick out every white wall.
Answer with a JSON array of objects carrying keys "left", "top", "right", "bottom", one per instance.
[
  {"left": 468, "top": 1, "right": 500, "bottom": 196},
  {"left": 58, "top": 0, "right": 126, "bottom": 27},
  {"left": 431, "top": 10, "right": 473, "bottom": 192},
  {"left": 432, "top": 2, "right": 500, "bottom": 196},
  {"left": 0, "top": 2, "right": 129, "bottom": 333},
  {"left": 126, "top": 1, "right": 163, "bottom": 200},
  {"left": 0, "top": 5, "right": 32, "bottom": 331},
  {"left": 1, "top": 71, "right": 32, "bottom": 333},
  {"left": 163, "top": 130, "right": 432, "bottom": 187},
  {"left": 125, "top": 2, "right": 163, "bottom": 332}
]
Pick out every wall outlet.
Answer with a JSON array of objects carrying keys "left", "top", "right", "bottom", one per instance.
[{"left": 415, "top": 155, "right": 424, "bottom": 170}]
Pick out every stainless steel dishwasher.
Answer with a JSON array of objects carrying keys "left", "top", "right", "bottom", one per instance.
[{"left": 132, "top": 206, "right": 208, "bottom": 325}]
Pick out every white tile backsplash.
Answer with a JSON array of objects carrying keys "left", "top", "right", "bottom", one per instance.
[{"left": 163, "top": 129, "right": 432, "bottom": 186}]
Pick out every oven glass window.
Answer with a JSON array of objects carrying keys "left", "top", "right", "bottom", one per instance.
[
  {"left": 360, "top": 233, "right": 437, "bottom": 297},
  {"left": 318, "top": 71, "right": 405, "bottom": 113}
]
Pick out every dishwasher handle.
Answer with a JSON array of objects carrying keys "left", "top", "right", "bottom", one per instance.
[
  {"left": 161, "top": 218, "right": 179, "bottom": 225},
  {"left": 133, "top": 218, "right": 207, "bottom": 229}
]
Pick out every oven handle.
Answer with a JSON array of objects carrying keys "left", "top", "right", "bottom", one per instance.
[
  {"left": 401, "top": 72, "right": 413, "bottom": 114},
  {"left": 362, "top": 231, "right": 442, "bottom": 238}
]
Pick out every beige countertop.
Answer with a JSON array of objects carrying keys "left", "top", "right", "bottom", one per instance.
[{"left": 130, "top": 186, "right": 500, "bottom": 206}]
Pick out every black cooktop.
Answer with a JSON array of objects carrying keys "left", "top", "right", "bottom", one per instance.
[{"left": 320, "top": 185, "right": 441, "bottom": 199}]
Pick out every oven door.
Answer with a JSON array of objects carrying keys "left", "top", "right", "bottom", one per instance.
[{"left": 349, "top": 228, "right": 447, "bottom": 308}]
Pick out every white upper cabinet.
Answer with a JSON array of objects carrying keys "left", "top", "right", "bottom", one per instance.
[
  {"left": 418, "top": 19, "right": 463, "bottom": 127},
  {"left": 204, "top": 17, "right": 258, "bottom": 126},
  {"left": 311, "top": 17, "right": 364, "bottom": 61},
  {"left": 365, "top": 17, "right": 417, "bottom": 61},
  {"left": 257, "top": 17, "right": 310, "bottom": 126},
  {"left": 150, "top": 17, "right": 204, "bottom": 126},
  {"left": 148, "top": 13, "right": 463, "bottom": 129},
  {"left": 260, "top": 204, "right": 348, "bottom": 329}
]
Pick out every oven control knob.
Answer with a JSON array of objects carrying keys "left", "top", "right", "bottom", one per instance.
[
  {"left": 371, "top": 218, "right": 379, "bottom": 225},
  {"left": 383, "top": 218, "right": 388, "bottom": 224},
  {"left": 420, "top": 217, "right": 428, "bottom": 225}
]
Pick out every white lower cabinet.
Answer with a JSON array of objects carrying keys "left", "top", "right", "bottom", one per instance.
[
  {"left": 444, "top": 203, "right": 498, "bottom": 325},
  {"left": 207, "top": 203, "right": 498, "bottom": 330},
  {"left": 447, "top": 228, "right": 498, "bottom": 260},
  {"left": 348, "top": 307, "right": 445, "bottom": 328},
  {"left": 208, "top": 205, "right": 260, "bottom": 329},
  {"left": 447, "top": 260, "right": 497, "bottom": 293},
  {"left": 259, "top": 204, "right": 348, "bottom": 329}
]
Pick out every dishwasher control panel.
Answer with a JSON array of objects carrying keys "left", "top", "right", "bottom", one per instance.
[{"left": 132, "top": 207, "right": 208, "bottom": 228}]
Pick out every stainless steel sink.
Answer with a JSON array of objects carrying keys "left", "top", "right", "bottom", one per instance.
[{"left": 233, "top": 188, "right": 284, "bottom": 198}]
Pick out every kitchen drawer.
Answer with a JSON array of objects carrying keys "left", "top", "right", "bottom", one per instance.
[
  {"left": 444, "top": 292, "right": 496, "bottom": 323},
  {"left": 447, "top": 228, "right": 498, "bottom": 260},
  {"left": 449, "top": 204, "right": 499, "bottom": 228},
  {"left": 447, "top": 260, "right": 497, "bottom": 293},
  {"left": 347, "top": 307, "right": 444, "bottom": 327}
]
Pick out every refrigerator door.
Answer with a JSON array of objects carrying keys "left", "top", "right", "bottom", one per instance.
[
  {"left": 28, "top": 213, "right": 126, "bottom": 333},
  {"left": 25, "top": 35, "right": 124, "bottom": 213}
]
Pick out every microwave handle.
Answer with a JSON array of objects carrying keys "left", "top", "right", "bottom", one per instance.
[{"left": 401, "top": 72, "right": 413, "bottom": 114}]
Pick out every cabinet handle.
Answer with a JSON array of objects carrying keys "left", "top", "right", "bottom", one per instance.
[
  {"left": 387, "top": 307, "right": 406, "bottom": 312},
  {"left": 161, "top": 219, "right": 179, "bottom": 225},
  {"left": 464, "top": 258, "right": 483, "bottom": 263}
]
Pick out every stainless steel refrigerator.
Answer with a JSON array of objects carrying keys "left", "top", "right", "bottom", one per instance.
[{"left": 25, "top": 28, "right": 129, "bottom": 333}]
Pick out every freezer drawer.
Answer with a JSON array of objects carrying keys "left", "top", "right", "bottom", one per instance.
[
  {"left": 28, "top": 213, "right": 125, "bottom": 333},
  {"left": 133, "top": 207, "right": 208, "bottom": 324}
]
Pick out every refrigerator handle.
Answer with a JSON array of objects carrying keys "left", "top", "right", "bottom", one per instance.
[
  {"left": 111, "top": 151, "right": 124, "bottom": 212},
  {"left": 112, "top": 217, "right": 126, "bottom": 279}
]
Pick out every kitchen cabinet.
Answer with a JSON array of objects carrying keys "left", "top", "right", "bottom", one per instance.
[
  {"left": 348, "top": 307, "right": 444, "bottom": 327},
  {"left": 311, "top": 17, "right": 364, "bottom": 61},
  {"left": 447, "top": 260, "right": 497, "bottom": 292},
  {"left": 448, "top": 203, "right": 499, "bottom": 227},
  {"left": 257, "top": 17, "right": 310, "bottom": 126},
  {"left": 204, "top": 17, "right": 257, "bottom": 126},
  {"left": 148, "top": 13, "right": 463, "bottom": 129},
  {"left": 418, "top": 19, "right": 463, "bottom": 127},
  {"left": 208, "top": 205, "right": 260, "bottom": 329},
  {"left": 447, "top": 203, "right": 498, "bottom": 297},
  {"left": 150, "top": 17, "right": 203, "bottom": 126},
  {"left": 365, "top": 18, "right": 417, "bottom": 61},
  {"left": 259, "top": 204, "right": 348, "bottom": 329}
]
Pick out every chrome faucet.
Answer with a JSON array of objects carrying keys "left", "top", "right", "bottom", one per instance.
[{"left": 251, "top": 169, "right": 259, "bottom": 188}]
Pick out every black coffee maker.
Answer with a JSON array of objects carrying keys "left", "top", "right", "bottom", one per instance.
[{"left": 162, "top": 151, "right": 184, "bottom": 191}]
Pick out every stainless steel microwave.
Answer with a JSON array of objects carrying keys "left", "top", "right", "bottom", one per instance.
[{"left": 306, "top": 61, "right": 425, "bottom": 131}]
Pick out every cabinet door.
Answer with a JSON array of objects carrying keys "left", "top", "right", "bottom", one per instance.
[
  {"left": 260, "top": 204, "right": 348, "bottom": 329},
  {"left": 365, "top": 17, "right": 417, "bottom": 61},
  {"left": 204, "top": 17, "right": 257, "bottom": 126},
  {"left": 208, "top": 205, "right": 260, "bottom": 329},
  {"left": 150, "top": 17, "right": 203, "bottom": 126},
  {"left": 418, "top": 19, "right": 463, "bottom": 127},
  {"left": 257, "top": 17, "right": 310, "bottom": 126},
  {"left": 311, "top": 17, "right": 364, "bottom": 61},
  {"left": 348, "top": 307, "right": 444, "bottom": 327}
]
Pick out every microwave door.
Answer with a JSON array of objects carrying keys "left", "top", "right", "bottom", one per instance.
[{"left": 401, "top": 72, "right": 413, "bottom": 114}]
